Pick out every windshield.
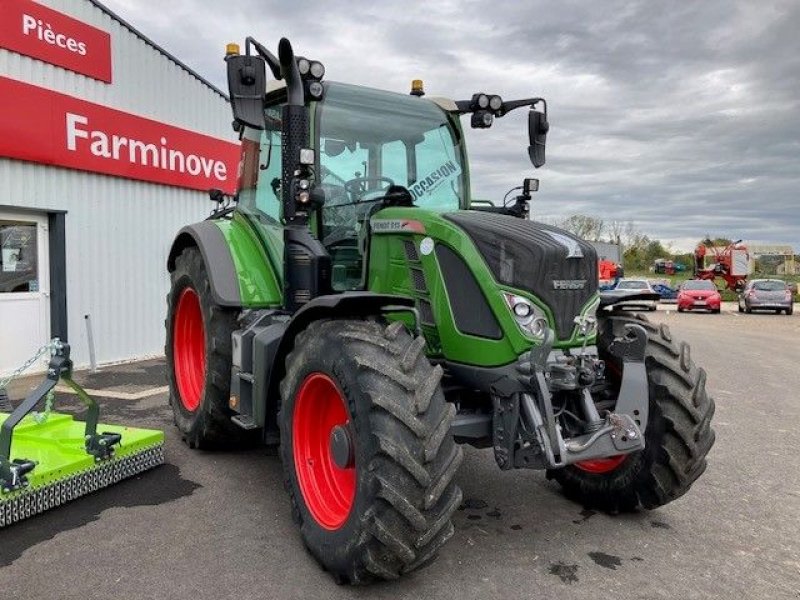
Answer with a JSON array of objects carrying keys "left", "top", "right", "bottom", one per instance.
[
  {"left": 317, "top": 83, "right": 465, "bottom": 226},
  {"left": 683, "top": 280, "right": 716, "bottom": 291},
  {"left": 753, "top": 280, "right": 786, "bottom": 291},
  {"left": 616, "top": 280, "right": 649, "bottom": 290}
]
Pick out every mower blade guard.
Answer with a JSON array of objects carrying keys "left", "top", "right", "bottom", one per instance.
[
  {"left": 0, "top": 340, "right": 165, "bottom": 528},
  {"left": 0, "top": 411, "right": 164, "bottom": 527}
]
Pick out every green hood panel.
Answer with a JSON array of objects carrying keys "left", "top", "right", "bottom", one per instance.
[{"left": 367, "top": 207, "right": 598, "bottom": 367}]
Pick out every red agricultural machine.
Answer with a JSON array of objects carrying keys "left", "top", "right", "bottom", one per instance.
[
  {"left": 598, "top": 258, "right": 623, "bottom": 285},
  {"left": 694, "top": 239, "right": 750, "bottom": 292}
]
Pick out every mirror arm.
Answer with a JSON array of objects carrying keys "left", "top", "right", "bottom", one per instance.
[
  {"left": 246, "top": 36, "right": 281, "bottom": 79},
  {"left": 453, "top": 97, "right": 546, "bottom": 117},
  {"left": 497, "top": 97, "right": 546, "bottom": 117}
]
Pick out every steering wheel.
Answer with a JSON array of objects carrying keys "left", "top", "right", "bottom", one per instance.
[{"left": 343, "top": 176, "right": 395, "bottom": 200}]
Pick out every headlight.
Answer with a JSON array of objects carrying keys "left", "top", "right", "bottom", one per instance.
[{"left": 503, "top": 293, "right": 549, "bottom": 339}]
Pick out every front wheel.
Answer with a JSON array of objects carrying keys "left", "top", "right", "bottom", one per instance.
[
  {"left": 279, "top": 320, "right": 463, "bottom": 584},
  {"left": 548, "top": 314, "right": 715, "bottom": 511}
]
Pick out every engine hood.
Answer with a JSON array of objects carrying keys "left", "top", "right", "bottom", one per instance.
[{"left": 444, "top": 211, "right": 598, "bottom": 339}]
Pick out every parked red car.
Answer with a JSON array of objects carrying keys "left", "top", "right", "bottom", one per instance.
[{"left": 677, "top": 280, "right": 722, "bottom": 313}]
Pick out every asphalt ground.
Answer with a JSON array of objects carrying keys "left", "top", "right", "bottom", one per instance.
[{"left": 1, "top": 302, "right": 798, "bottom": 599}]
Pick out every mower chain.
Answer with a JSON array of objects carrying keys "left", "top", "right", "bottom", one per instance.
[{"left": 0, "top": 444, "right": 164, "bottom": 528}]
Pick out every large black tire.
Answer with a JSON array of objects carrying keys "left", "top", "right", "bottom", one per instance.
[
  {"left": 165, "top": 246, "right": 240, "bottom": 449},
  {"left": 279, "top": 319, "right": 463, "bottom": 584},
  {"left": 548, "top": 313, "right": 715, "bottom": 511}
]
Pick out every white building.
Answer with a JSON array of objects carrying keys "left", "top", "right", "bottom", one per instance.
[{"left": 0, "top": 0, "right": 239, "bottom": 375}]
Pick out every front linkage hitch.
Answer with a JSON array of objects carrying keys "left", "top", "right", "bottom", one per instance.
[
  {"left": 494, "top": 320, "right": 649, "bottom": 470},
  {"left": 0, "top": 341, "right": 122, "bottom": 493}
]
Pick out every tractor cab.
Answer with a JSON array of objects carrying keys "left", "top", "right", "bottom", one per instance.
[{"left": 236, "top": 81, "right": 469, "bottom": 291}]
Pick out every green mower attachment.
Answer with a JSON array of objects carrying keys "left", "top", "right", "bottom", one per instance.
[{"left": 0, "top": 341, "right": 164, "bottom": 528}]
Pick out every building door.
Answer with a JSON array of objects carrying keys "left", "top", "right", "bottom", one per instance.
[{"left": 0, "top": 211, "right": 50, "bottom": 377}]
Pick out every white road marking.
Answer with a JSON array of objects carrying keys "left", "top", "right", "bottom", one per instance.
[{"left": 54, "top": 385, "right": 169, "bottom": 400}]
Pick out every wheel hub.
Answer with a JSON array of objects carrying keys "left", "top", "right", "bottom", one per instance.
[{"left": 329, "top": 424, "right": 354, "bottom": 469}]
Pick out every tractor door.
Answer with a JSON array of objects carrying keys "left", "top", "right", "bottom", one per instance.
[{"left": 236, "top": 105, "right": 286, "bottom": 275}]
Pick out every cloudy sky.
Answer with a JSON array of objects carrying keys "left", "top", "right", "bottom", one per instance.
[{"left": 104, "top": 0, "right": 799, "bottom": 252}]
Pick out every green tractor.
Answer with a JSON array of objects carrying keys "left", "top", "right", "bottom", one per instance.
[{"left": 165, "top": 37, "right": 715, "bottom": 583}]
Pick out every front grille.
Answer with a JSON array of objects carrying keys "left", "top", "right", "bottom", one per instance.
[
  {"left": 436, "top": 244, "right": 502, "bottom": 339},
  {"left": 444, "top": 211, "right": 598, "bottom": 340},
  {"left": 419, "top": 300, "right": 435, "bottom": 325},
  {"left": 404, "top": 240, "right": 419, "bottom": 261},
  {"left": 410, "top": 268, "right": 427, "bottom": 292}
]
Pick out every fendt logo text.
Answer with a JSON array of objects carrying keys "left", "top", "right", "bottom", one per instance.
[{"left": 553, "top": 280, "right": 587, "bottom": 290}]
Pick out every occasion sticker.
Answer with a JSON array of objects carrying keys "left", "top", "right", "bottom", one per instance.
[{"left": 409, "top": 160, "right": 461, "bottom": 201}]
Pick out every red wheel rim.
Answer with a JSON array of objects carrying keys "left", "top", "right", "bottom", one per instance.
[
  {"left": 173, "top": 287, "right": 205, "bottom": 412},
  {"left": 574, "top": 455, "right": 627, "bottom": 474},
  {"left": 292, "top": 373, "right": 356, "bottom": 530}
]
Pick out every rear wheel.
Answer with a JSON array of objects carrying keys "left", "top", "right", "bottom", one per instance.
[
  {"left": 279, "top": 319, "right": 463, "bottom": 584},
  {"left": 548, "top": 314, "right": 715, "bottom": 511},
  {"left": 166, "top": 246, "right": 241, "bottom": 448}
]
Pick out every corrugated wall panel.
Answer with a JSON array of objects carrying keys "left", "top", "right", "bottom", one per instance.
[
  {"left": 0, "top": 158, "right": 211, "bottom": 368},
  {"left": 0, "top": 0, "right": 239, "bottom": 369}
]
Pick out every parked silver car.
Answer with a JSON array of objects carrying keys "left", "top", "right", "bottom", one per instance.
[
  {"left": 738, "top": 279, "right": 794, "bottom": 315},
  {"left": 612, "top": 278, "right": 658, "bottom": 311}
]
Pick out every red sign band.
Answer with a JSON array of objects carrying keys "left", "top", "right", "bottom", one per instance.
[
  {"left": 0, "top": 0, "right": 112, "bottom": 83},
  {"left": 0, "top": 76, "right": 240, "bottom": 194}
]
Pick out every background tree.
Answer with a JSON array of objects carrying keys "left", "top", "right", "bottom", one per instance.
[{"left": 554, "top": 214, "right": 605, "bottom": 241}]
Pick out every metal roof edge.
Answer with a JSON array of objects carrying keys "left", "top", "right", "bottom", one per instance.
[{"left": 86, "top": 0, "right": 228, "bottom": 100}]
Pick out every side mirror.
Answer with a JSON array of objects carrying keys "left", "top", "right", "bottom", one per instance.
[
  {"left": 209, "top": 188, "right": 224, "bottom": 203},
  {"left": 226, "top": 54, "right": 267, "bottom": 130},
  {"left": 528, "top": 109, "right": 549, "bottom": 168}
]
